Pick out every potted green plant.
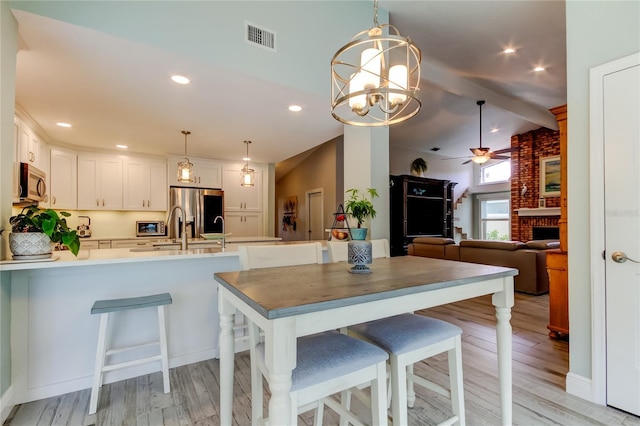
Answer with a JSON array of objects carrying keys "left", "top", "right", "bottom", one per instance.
[
  {"left": 344, "top": 188, "right": 379, "bottom": 240},
  {"left": 9, "top": 205, "right": 80, "bottom": 258},
  {"left": 410, "top": 157, "right": 428, "bottom": 177}
]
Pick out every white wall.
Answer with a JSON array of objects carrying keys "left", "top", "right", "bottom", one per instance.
[
  {"left": 566, "top": 0, "right": 640, "bottom": 380},
  {"left": 0, "top": 0, "right": 18, "bottom": 407}
]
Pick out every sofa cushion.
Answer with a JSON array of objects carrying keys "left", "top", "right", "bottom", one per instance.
[
  {"left": 525, "top": 240, "right": 560, "bottom": 250},
  {"left": 459, "top": 240, "right": 526, "bottom": 251},
  {"left": 411, "top": 237, "right": 455, "bottom": 245}
]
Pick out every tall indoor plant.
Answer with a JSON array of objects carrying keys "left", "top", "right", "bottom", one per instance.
[
  {"left": 9, "top": 205, "right": 80, "bottom": 257},
  {"left": 344, "top": 188, "right": 379, "bottom": 240}
]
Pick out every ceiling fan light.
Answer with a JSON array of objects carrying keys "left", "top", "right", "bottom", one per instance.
[{"left": 471, "top": 155, "right": 490, "bottom": 164}]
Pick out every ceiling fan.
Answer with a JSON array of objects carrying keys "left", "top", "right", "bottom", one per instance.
[{"left": 446, "top": 100, "right": 519, "bottom": 165}]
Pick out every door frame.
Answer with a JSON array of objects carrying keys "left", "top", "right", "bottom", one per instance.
[
  {"left": 305, "top": 188, "right": 324, "bottom": 241},
  {"left": 589, "top": 52, "right": 640, "bottom": 405}
]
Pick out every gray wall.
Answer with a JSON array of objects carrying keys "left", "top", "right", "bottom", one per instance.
[{"left": 566, "top": 0, "right": 640, "bottom": 379}]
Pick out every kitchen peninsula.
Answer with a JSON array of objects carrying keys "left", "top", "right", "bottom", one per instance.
[{"left": 0, "top": 238, "right": 298, "bottom": 406}]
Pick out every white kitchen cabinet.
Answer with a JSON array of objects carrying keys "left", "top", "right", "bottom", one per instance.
[
  {"left": 79, "top": 240, "right": 100, "bottom": 250},
  {"left": 224, "top": 211, "right": 263, "bottom": 237},
  {"left": 168, "top": 156, "right": 223, "bottom": 189},
  {"left": 17, "top": 117, "right": 43, "bottom": 169},
  {"left": 223, "top": 163, "right": 263, "bottom": 211},
  {"left": 77, "top": 153, "right": 123, "bottom": 210},
  {"left": 123, "top": 157, "right": 167, "bottom": 211},
  {"left": 49, "top": 148, "right": 77, "bottom": 209}
]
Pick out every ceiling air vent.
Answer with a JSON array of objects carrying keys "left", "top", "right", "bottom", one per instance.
[{"left": 245, "top": 21, "right": 276, "bottom": 52}]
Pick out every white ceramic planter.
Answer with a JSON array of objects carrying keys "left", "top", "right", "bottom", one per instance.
[{"left": 9, "top": 232, "right": 53, "bottom": 259}]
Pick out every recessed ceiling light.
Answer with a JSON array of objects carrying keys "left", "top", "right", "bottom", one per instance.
[
  {"left": 288, "top": 105, "right": 302, "bottom": 112},
  {"left": 171, "top": 75, "right": 190, "bottom": 84},
  {"left": 243, "top": 157, "right": 251, "bottom": 161},
  {"left": 116, "top": 144, "right": 128, "bottom": 149},
  {"left": 534, "top": 66, "right": 546, "bottom": 72},
  {"left": 503, "top": 48, "right": 516, "bottom": 54},
  {"left": 490, "top": 128, "right": 500, "bottom": 133},
  {"left": 56, "top": 122, "right": 72, "bottom": 128}
]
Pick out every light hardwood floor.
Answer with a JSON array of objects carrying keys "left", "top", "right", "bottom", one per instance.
[{"left": 4, "top": 293, "right": 640, "bottom": 425}]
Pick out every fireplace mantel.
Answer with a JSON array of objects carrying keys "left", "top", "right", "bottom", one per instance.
[{"left": 515, "top": 207, "right": 561, "bottom": 217}]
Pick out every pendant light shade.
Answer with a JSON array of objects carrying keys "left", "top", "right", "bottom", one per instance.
[
  {"left": 241, "top": 140, "right": 255, "bottom": 187},
  {"left": 177, "top": 130, "right": 194, "bottom": 183},
  {"left": 331, "top": 0, "right": 421, "bottom": 126}
]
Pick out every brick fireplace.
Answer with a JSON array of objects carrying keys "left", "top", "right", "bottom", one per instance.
[{"left": 510, "top": 127, "right": 561, "bottom": 242}]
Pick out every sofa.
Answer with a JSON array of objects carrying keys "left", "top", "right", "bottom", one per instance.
[{"left": 407, "top": 237, "right": 560, "bottom": 295}]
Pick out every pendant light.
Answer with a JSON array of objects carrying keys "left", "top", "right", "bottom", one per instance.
[
  {"left": 177, "top": 130, "right": 194, "bottom": 182},
  {"left": 241, "top": 140, "right": 255, "bottom": 187},
  {"left": 330, "top": 0, "right": 422, "bottom": 126},
  {"left": 471, "top": 101, "right": 490, "bottom": 164}
]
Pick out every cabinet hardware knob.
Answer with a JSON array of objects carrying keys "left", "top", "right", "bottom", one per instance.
[{"left": 52, "top": 196, "right": 56, "bottom": 205}]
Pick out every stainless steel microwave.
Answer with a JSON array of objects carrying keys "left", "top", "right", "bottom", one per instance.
[
  {"left": 18, "top": 162, "right": 47, "bottom": 203},
  {"left": 136, "top": 220, "right": 166, "bottom": 237}
]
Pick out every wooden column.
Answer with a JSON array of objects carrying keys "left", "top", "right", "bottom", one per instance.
[{"left": 546, "top": 105, "right": 568, "bottom": 339}]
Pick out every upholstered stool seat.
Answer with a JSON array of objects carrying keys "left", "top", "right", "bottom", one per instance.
[
  {"left": 89, "top": 293, "right": 172, "bottom": 415},
  {"left": 349, "top": 314, "right": 465, "bottom": 426}
]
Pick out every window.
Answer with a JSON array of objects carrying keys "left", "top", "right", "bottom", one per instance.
[
  {"left": 478, "top": 194, "right": 510, "bottom": 240},
  {"left": 481, "top": 160, "right": 511, "bottom": 183}
]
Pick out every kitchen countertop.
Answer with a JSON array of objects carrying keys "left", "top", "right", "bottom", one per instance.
[{"left": 0, "top": 238, "right": 322, "bottom": 271}]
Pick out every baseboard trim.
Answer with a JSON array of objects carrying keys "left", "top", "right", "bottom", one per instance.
[
  {"left": 13, "top": 349, "right": 219, "bottom": 405},
  {"left": 566, "top": 372, "right": 595, "bottom": 402},
  {"left": 1, "top": 385, "right": 15, "bottom": 424}
]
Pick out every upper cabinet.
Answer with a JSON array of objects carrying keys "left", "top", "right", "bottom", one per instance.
[
  {"left": 223, "top": 163, "right": 263, "bottom": 211},
  {"left": 167, "top": 156, "right": 222, "bottom": 189},
  {"left": 123, "top": 157, "right": 167, "bottom": 211},
  {"left": 16, "top": 117, "right": 43, "bottom": 169},
  {"left": 77, "top": 153, "right": 123, "bottom": 210},
  {"left": 49, "top": 147, "right": 77, "bottom": 210}
]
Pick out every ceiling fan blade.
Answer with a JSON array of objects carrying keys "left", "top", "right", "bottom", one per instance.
[
  {"left": 492, "top": 155, "right": 510, "bottom": 160},
  {"left": 442, "top": 156, "right": 472, "bottom": 160},
  {"left": 462, "top": 159, "right": 472, "bottom": 165},
  {"left": 492, "top": 147, "right": 520, "bottom": 155}
]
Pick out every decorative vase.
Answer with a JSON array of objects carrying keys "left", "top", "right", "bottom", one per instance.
[
  {"left": 9, "top": 232, "right": 53, "bottom": 260},
  {"left": 350, "top": 228, "right": 368, "bottom": 240},
  {"left": 348, "top": 240, "right": 372, "bottom": 274}
]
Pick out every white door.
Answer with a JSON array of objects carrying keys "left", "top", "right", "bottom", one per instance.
[
  {"left": 604, "top": 62, "right": 640, "bottom": 415},
  {"left": 307, "top": 189, "right": 323, "bottom": 241}
]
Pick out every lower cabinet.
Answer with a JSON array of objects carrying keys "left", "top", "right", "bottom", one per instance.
[
  {"left": 546, "top": 249, "right": 569, "bottom": 339},
  {"left": 224, "top": 212, "right": 262, "bottom": 237}
]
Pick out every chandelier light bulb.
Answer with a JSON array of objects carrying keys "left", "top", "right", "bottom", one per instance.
[
  {"left": 388, "top": 65, "right": 408, "bottom": 104},
  {"left": 360, "top": 48, "right": 381, "bottom": 89},
  {"left": 348, "top": 73, "right": 367, "bottom": 112}
]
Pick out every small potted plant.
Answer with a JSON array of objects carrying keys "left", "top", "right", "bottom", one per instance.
[
  {"left": 344, "top": 188, "right": 379, "bottom": 240},
  {"left": 9, "top": 205, "right": 80, "bottom": 258},
  {"left": 410, "top": 157, "right": 428, "bottom": 177}
]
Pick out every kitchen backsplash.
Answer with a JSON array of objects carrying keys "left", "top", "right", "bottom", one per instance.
[{"left": 10, "top": 207, "right": 166, "bottom": 239}]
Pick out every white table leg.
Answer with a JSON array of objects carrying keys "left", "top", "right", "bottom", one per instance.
[
  {"left": 219, "top": 289, "right": 236, "bottom": 426},
  {"left": 264, "top": 318, "right": 297, "bottom": 425},
  {"left": 492, "top": 278, "right": 514, "bottom": 426}
]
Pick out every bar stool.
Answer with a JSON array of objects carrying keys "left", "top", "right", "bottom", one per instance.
[
  {"left": 328, "top": 239, "right": 466, "bottom": 426},
  {"left": 89, "top": 293, "right": 172, "bottom": 415}
]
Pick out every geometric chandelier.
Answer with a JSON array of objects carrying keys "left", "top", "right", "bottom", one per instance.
[{"left": 331, "top": 0, "right": 422, "bottom": 127}]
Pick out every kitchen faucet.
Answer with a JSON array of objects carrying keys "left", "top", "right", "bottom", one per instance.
[
  {"left": 167, "top": 206, "right": 188, "bottom": 250},
  {"left": 214, "top": 216, "right": 225, "bottom": 250}
]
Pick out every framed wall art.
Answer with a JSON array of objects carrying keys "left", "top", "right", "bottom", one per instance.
[{"left": 540, "top": 155, "right": 561, "bottom": 197}]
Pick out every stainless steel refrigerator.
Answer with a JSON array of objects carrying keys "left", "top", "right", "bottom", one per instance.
[{"left": 168, "top": 186, "right": 224, "bottom": 239}]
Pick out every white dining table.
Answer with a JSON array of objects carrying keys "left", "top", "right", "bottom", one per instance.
[{"left": 215, "top": 256, "right": 516, "bottom": 426}]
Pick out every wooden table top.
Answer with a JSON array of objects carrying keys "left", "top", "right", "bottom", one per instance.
[{"left": 215, "top": 256, "right": 517, "bottom": 319}]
